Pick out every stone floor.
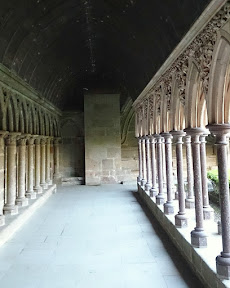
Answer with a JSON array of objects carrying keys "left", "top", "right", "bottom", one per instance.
[{"left": 0, "top": 184, "right": 203, "bottom": 288}]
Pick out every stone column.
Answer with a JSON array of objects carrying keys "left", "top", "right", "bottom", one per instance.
[
  {"left": 145, "top": 136, "right": 152, "bottom": 192},
  {"left": 170, "top": 130, "right": 187, "bottom": 228},
  {"left": 207, "top": 124, "right": 230, "bottom": 279},
  {"left": 150, "top": 136, "right": 157, "bottom": 197},
  {"left": 40, "top": 137, "right": 48, "bottom": 189},
  {"left": 141, "top": 137, "right": 146, "bottom": 187},
  {"left": 200, "top": 133, "right": 214, "bottom": 220},
  {"left": 161, "top": 137, "right": 167, "bottom": 189},
  {"left": 0, "top": 131, "right": 8, "bottom": 225},
  {"left": 137, "top": 137, "right": 143, "bottom": 184},
  {"left": 162, "top": 133, "right": 174, "bottom": 214},
  {"left": 54, "top": 137, "right": 61, "bottom": 183},
  {"left": 155, "top": 135, "right": 165, "bottom": 205},
  {"left": 26, "top": 136, "right": 36, "bottom": 199},
  {"left": 16, "top": 135, "right": 29, "bottom": 206},
  {"left": 50, "top": 138, "right": 54, "bottom": 182},
  {"left": 185, "top": 128, "right": 207, "bottom": 247},
  {"left": 46, "top": 137, "right": 52, "bottom": 185},
  {"left": 34, "top": 137, "right": 42, "bottom": 194},
  {"left": 3, "top": 132, "right": 21, "bottom": 215},
  {"left": 185, "top": 135, "right": 195, "bottom": 208}
]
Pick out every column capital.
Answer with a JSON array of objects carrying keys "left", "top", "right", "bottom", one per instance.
[
  {"left": 150, "top": 135, "right": 156, "bottom": 143},
  {"left": 17, "top": 134, "right": 31, "bottom": 146},
  {"left": 0, "top": 130, "right": 9, "bottom": 138},
  {"left": 170, "top": 130, "right": 185, "bottom": 144},
  {"left": 27, "top": 135, "right": 38, "bottom": 145},
  {"left": 206, "top": 124, "right": 230, "bottom": 144},
  {"left": 160, "top": 132, "right": 173, "bottom": 140},
  {"left": 6, "top": 132, "right": 21, "bottom": 145}
]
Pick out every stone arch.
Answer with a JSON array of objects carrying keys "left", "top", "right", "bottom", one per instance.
[
  {"left": 208, "top": 30, "right": 230, "bottom": 124},
  {"left": 38, "top": 109, "right": 45, "bottom": 135},
  {"left": 185, "top": 59, "right": 208, "bottom": 128},
  {"left": 11, "top": 96, "right": 19, "bottom": 132},
  {"left": 6, "top": 98, "right": 14, "bottom": 132},
  {"left": 0, "top": 87, "right": 6, "bottom": 130},
  {"left": 18, "top": 101, "right": 25, "bottom": 133},
  {"left": 44, "top": 113, "right": 50, "bottom": 136},
  {"left": 27, "top": 104, "right": 33, "bottom": 134},
  {"left": 21, "top": 100, "right": 28, "bottom": 133},
  {"left": 171, "top": 77, "right": 185, "bottom": 131}
]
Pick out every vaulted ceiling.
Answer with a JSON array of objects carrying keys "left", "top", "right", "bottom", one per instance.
[{"left": 0, "top": 0, "right": 211, "bottom": 110}]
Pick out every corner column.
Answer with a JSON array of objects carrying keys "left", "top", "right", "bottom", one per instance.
[
  {"left": 26, "top": 136, "right": 36, "bottom": 199},
  {"left": 155, "top": 135, "right": 165, "bottom": 205},
  {"left": 162, "top": 132, "right": 174, "bottom": 214},
  {"left": 208, "top": 124, "right": 230, "bottom": 279},
  {"left": 0, "top": 131, "right": 8, "bottom": 224},
  {"left": 170, "top": 130, "right": 187, "bottom": 228},
  {"left": 3, "top": 132, "right": 21, "bottom": 215},
  {"left": 16, "top": 135, "right": 29, "bottom": 206},
  {"left": 150, "top": 136, "right": 157, "bottom": 197}
]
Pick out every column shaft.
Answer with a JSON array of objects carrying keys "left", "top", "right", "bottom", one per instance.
[
  {"left": 0, "top": 131, "right": 8, "bottom": 225},
  {"left": 54, "top": 137, "right": 61, "bottom": 183},
  {"left": 26, "top": 137, "right": 36, "bottom": 199},
  {"left": 34, "top": 138, "right": 42, "bottom": 193},
  {"left": 185, "top": 135, "right": 194, "bottom": 208},
  {"left": 40, "top": 137, "right": 48, "bottom": 189},
  {"left": 141, "top": 137, "right": 146, "bottom": 186},
  {"left": 156, "top": 135, "right": 164, "bottom": 205},
  {"left": 137, "top": 137, "right": 143, "bottom": 183},
  {"left": 46, "top": 138, "right": 51, "bottom": 185},
  {"left": 150, "top": 136, "right": 157, "bottom": 196},
  {"left": 145, "top": 136, "right": 152, "bottom": 191}
]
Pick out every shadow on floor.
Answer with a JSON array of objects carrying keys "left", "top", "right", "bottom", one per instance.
[{"left": 132, "top": 190, "right": 205, "bottom": 288}]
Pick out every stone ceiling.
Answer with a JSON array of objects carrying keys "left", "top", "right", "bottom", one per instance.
[{"left": 0, "top": 0, "right": 211, "bottom": 110}]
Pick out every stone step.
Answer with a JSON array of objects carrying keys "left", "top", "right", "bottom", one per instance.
[{"left": 62, "top": 177, "right": 84, "bottom": 186}]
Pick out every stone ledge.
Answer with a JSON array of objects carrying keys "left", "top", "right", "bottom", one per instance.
[
  {"left": 0, "top": 184, "right": 56, "bottom": 248},
  {"left": 138, "top": 184, "right": 230, "bottom": 288}
]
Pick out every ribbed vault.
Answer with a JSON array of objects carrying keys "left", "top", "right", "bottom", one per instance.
[{"left": 0, "top": 0, "right": 211, "bottom": 110}]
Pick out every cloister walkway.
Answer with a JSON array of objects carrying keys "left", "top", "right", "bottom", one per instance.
[{"left": 0, "top": 184, "right": 202, "bottom": 288}]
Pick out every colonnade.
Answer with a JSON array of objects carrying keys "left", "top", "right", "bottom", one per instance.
[{"left": 0, "top": 132, "right": 61, "bottom": 225}]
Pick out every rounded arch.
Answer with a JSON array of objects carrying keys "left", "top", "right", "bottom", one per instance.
[{"left": 208, "top": 30, "right": 230, "bottom": 124}]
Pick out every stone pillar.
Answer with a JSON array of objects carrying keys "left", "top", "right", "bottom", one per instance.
[
  {"left": 170, "top": 130, "right": 187, "bottom": 228},
  {"left": 50, "top": 138, "right": 54, "bottom": 182},
  {"left": 155, "top": 135, "right": 165, "bottom": 205},
  {"left": 16, "top": 135, "right": 29, "bottom": 206},
  {"left": 137, "top": 137, "right": 143, "bottom": 184},
  {"left": 200, "top": 133, "right": 214, "bottom": 220},
  {"left": 145, "top": 136, "right": 152, "bottom": 192},
  {"left": 186, "top": 128, "right": 207, "bottom": 247},
  {"left": 34, "top": 137, "right": 42, "bottom": 194},
  {"left": 54, "top": 137, "right": 61, "bottom": 183},
  {"left": 26, "top": 136, "right": 36, "bottom": 199},
  {"left": 46, "top": 137, "right": 52, "bottom": 185},
  {"left": 141, "top": 137, "right": 147, "bottom": 187},
  {"left": 208, "top": 124, "right": 230, "bottom": 279},
  {"left": 3, "top": 132, "right": 21, "bottom": 215},
  {"left": 150, "top": 136, "right": 157, "bottom": 197},
  {"left": 40, "top": 137, "right": 48, "bottom": 189},
  {"left": 185, "top": 135, "right": 195, "bottom": 208},
  {"left": 162, "top": 133, "right": 174, "bottom": 214},
  {"left": 0, "top": 131, "right": 8, "bottom": 225},
  {"left": 161, "top": 137, "right": 167, "bottom": 189}
]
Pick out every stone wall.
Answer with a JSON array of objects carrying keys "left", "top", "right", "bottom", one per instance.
[
  {"left": 60, "top": 111, "right": 84, "bottom": 178},
  {"left": 84, "top": 94, "right": 122, "bottom": 185}
]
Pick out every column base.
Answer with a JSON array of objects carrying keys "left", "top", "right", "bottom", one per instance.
[
  {"left": 149, "top": 187, "right": 157, "bottom": 197},
  {"left": 216, "top": 254, "right": 230, "bottom": 279},
  {"left": 175, "top": 213, "right": 188, "bottom": 228},
  {"left": 3, "top": 204, "right": 18, "bottom": 215},
  {"left": 191, "top": 229, "right": 207, "bottom": 248},
  {"left": 15, "top": 197, "right": 28, "bottom": 207},
  {"left": 41, "top": 183, "right": 48, "bottom": 190},
  {"left": 164, "top": 201, "right": 174, "bottom": 214},
  {"left": 141, "top": 179, "right": 146, "bottom": 187},
  {"left": 203, "top": 206, "right": 214, "bottom": 220},
  {"left": 145, "top": 182, "right": 152, "bottom": 192},
  {"left": 26, "top": 191, "right": 37, "bottom": 199},
  {"left": 137, "top": 176, "right": 142, "bottom": 184},
  {"left": 185, "top": 198, "right": 195, "bottom": 209},
  {"left": 156, "top": 194, "right": 165, "bottom": 205},
  {"left": 34, "top": 185, "right": 43, "bottom": 194},
  {"left": 0, "top": 215, "right": 5, "bottom": 226}
]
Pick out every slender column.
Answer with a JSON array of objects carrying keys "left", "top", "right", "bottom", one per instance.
[
  {"left": 170, "top": 130, "right": 187, "bottom": 227},
  {"left": 50, "top": 138, "right": 54, "bottom": 182},
  {"left": 26, "top": 136, "right": 36, "bottom": 199},
  {"left": 161, "top": 137, "right": 167, "bottom": 189},
  {"left": 16, "top": 135, "right": 29, "bottom": 206},
  {"left": 0, "top": 131, "right": 8, "bottom": 224},
  {"left": 54, "top": 137, "right": 61, "bottom": 183},
  {"left": 3, "top": 132, "right": 21, "bottom": 215},
  {"left": 46, "top": 137, "right": 52, "bottom": 185},
  {"left": 185, "top": 128, "right": 207, "bottom": 247},
  {"left": 155, "top": 135, "right": 165, "bottom": 205},
  {"left": 34, "top": 137, "right": 42, "bottom": 194},
  {"left": 40, "top": 137, "right": 48, "bottom": 189},
  {"left": 150, "top": 136, "right": 157, "bottom": 197},
  {"left": 185, "top": 135, "right": 195, "bottom": 208},
  {"left": 137, "top": 137, "right": 143, "bottom": 184},
  {"left": 141, "top": 137, "right": 147, "bottom": 186},
  {"left": 145, "top": 136, "right": 152, "bottom": 192},
  {"left": 208, "top": 124, "right": 230, "bottom": 279},
  {"left": 162, "top": 133, "right": 174, "bottom": 214},
  {"left": 200, "top": 133, "right": 214, "bottom": 220}
]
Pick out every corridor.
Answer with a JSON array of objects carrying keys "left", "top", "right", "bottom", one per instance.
[{"left": 0, "top": 184, "right": 202, "bottom": 288}]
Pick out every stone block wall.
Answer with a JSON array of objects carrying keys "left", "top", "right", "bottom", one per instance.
[{"left": 84, "top": 94, "right": 122, "bottom": 185}]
